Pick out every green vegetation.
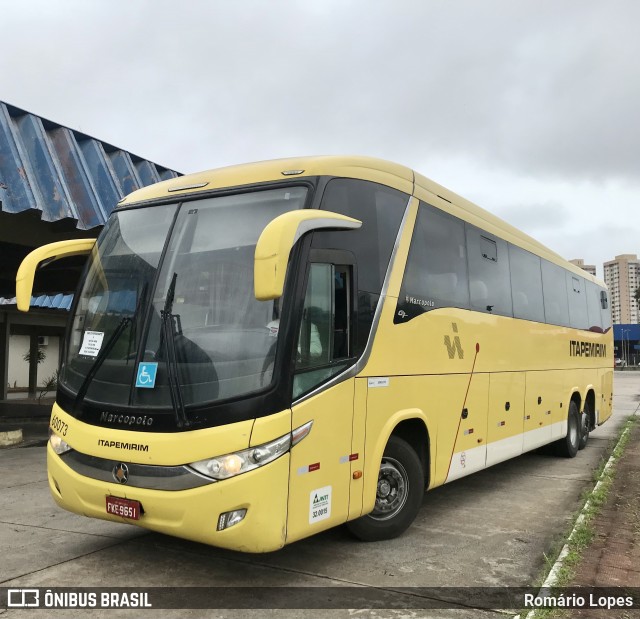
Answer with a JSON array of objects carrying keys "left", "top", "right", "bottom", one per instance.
[
  {"left": 38, "top": 371, "right": 58, "bottom": 403},
  {"left": 23, "top": 344, "right": 46, "bottom": 365},
  {"left": 522, "top": 415, "right": 638, "bottom": 619}
]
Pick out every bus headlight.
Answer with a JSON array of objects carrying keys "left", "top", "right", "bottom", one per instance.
[
  {"left": 189, "top": 420, "right": 313, "bottom": 481},
  {"left": 49, "top": 428, "right": 72, "bottom": 455}
]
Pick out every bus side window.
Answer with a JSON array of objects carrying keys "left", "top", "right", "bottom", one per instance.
[
  {"left": 567, "top": 273, "right": 588, "bottom": 330},
  {"left": 509, "top": 244, "right": 545, "bottom": 323},
  {"left": 332, "top": 267, "right": 350, "bottom": 359},
  {"left": 586, "top": 281, "right": 604, "bottom": 332},
  {"left": 293, "top": 263, "right": 352, "bottom": 399},
  {"left": 466, "top": 226, "right": 512, "bottom": 316},
  {"left": 297, "top": 264, "right": 332, "bottom": 368},
  {"left": 600, "top": 290, "right": 612, "bottom": 328},
  {"left": 396, "top": 202, "right": 469, "bottom": 322},
  {"left": 541, "top": 260, "right": 570, "bottom": 327},
  {"left": 313, "top": 178, "right": 407, "bottom": 355}
]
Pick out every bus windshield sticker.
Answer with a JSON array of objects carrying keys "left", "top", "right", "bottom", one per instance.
[
  {"left": 79, "top": 331, "right": 105, "bottom": 357},
  {"left": 136, "top": 362, "right": 159, "bottom": 389},
  {"left": 309, "top": 486, "right": 331, "bottom": 524}
]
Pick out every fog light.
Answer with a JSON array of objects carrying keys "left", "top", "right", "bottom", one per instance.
[{"left": 217, "top": 509, "right": 247, "bottom": 531}]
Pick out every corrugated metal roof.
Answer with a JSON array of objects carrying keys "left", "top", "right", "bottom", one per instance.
[
  {"left": 0, "top": 293, "right": 73, "bottom": 310},
  {"left": 0, "top": 101, "right": 181, "bottom": 229}
]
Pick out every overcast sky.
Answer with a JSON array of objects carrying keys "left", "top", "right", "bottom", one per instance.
[{"left": 2, "top": 1, "right": 638, "bottom": 277}]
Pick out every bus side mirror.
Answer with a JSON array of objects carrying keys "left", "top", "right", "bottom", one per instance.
[
  {"left": 254, "top": 209, "right": 361, "bottom": 301},
  {"left": 15, "top": 239, "right": 96, "bottom": 312}
]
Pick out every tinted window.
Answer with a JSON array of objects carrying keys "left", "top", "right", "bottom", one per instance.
[
  {"left": 481, "top": 236, "right": 497, "bottom": 262},
  {"left": 314, "top": 179, "right": 407, "bottom": 293},
  {"left": 466, "top": 226, "right": 512, "bottom": 316},
  {"left": 567, "top": 273, "right": 589, "bottom": 330},
  {"left": 293, "top": 263, "right": 351, "bottom": 399},
  {"left": 397, "top": 203, "right": 469, "bottom": 321},
  {"left": 314, "top": 179, "right": 407, "bottom": 352},
  {"left": 296, "top": 263, "right": 333, "bottom": 370},
  {"left": 509, "top": 244, "right": 545, "bottom": 323},
  {"left": 541, "top": 260, "right": 570, "bottom": 326},
  {"left": 600, "top": 290, "right": 612, "bottom": 329},
  {"left": 586, "top": 281, "right": 604, "bottom": 331}
]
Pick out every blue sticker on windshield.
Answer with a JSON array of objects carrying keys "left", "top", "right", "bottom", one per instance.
[{"left": 136, "top": 362, "right": 158, "bottom": 388}]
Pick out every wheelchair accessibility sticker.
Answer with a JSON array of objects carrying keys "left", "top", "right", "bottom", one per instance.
[{"left": 136, "top": 362, "right": 158, "bottom": 388}]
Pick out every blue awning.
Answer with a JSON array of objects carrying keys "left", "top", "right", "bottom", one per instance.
[
  {"left": 0, "top": 294, "right": 73, "bottom": 310},
  {"left": 613, "top": 324, "right": 640, "bottom": 340}
]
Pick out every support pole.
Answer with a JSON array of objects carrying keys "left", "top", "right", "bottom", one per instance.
[
  {"left": 28, "top": 333, "right": 39, "bottom": 398},
  {"left": 0, "top": 313, "right": 9, "bottom": 400}
]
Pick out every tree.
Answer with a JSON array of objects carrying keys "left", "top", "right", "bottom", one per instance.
[{"left": 23, "top": 345, "right": 46, "bottom": 365}]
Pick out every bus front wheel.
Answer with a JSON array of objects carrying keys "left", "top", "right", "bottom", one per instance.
[
  {"left": 556, "top": 400, "right": 580, "bottom": 458},
  {"left": 346, "top": 436, "right": 424, "bottom": 542}
]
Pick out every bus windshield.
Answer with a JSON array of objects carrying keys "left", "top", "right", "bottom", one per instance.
[{"left": 60, "top": 186, "right": 308, "bottom": 412}]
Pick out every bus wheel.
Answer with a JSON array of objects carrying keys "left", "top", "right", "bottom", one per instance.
[
  {"left": 556, "top": 400, "right": 580, "bottom": 458},
  {"left": 346, "top": 436, "right": 423, "bottom": 542},
  {"left": 578, "top": 402, "right": 591, "bottom": 450}
]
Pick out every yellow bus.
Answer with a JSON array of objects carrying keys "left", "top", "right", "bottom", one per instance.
[{"left": 17, "top": 156, "right": 613, "bottom": 552}]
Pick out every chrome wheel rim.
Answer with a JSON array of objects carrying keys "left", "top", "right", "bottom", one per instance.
[{"left": 370, "top": 457, "right": 409, "bottom": 521}]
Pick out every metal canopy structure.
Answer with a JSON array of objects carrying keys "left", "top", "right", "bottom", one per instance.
[
  {"left": 0, "top": 294, "right": 74, "bottom": 311},
  {"left": 0, "top": 100, "right": 181, "bottom": 400},
  {"left": 0, "top": 101, "right": 179, "bottom": 229}
]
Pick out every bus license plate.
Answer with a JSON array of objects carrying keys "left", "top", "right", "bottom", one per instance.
[{"left": 106, "top": 496, "right": 141, "bottom": 520}]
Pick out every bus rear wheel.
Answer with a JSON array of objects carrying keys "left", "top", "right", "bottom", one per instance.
[
  {"left": 556, "top": 400, "right": 580, "bottom": 458},
  {"left": 578, "top": 400, "right": 591, "bottom": 450},
  {"left": 346, "top": 436, "right": 424, "bottom": 542}
]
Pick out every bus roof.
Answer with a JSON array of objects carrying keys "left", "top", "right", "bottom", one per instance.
[
  {"left": 119, "top": 155, "right": 604, "bottom": 287},
  {"left": 118, "top": 155, "right": 414, "bottom": 205}
]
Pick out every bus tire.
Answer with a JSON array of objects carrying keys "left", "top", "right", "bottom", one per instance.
[
  {"left": 578, "top": 401, "right": 591, "bottom": 450},
  {"left": 346, "top": 435, "right": 424, "bottom": 542},
  {"left": 556, "top": 400, "right": 580, "bottom": 458}
]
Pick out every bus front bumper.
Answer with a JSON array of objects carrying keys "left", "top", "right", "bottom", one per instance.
[{"left": 47, "top": 444, "right": 289, "bottom": 553}]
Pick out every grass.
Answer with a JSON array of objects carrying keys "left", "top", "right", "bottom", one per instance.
[{"left": 519, "top": 414, "right": 639, "bottom": 619}]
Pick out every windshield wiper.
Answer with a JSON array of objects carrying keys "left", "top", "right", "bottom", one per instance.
[
  {"left": 161, "top": 272, "right": 190, "bottom": 428},
  {"left": 73, "top": 283, "right": 148, "bottom": 414}
]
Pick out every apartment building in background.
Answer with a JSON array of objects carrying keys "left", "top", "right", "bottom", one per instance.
[
  {"left": 569, "top": 258, "right": 597, "bottom": 277},
  {"left": 603, "top": 254, "right": 640, "bottom": 324}
]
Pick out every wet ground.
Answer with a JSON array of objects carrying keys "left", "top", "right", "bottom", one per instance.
[{"left": 0, "top": 373, "right": 637, "bottom": 618}]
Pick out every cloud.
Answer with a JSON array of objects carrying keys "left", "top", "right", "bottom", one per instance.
[
  {"left": 493, "top": 202, "right": 570, "bottom": 232},
  {"left": 3, "top": 1, "right": 638, "bottom": 181}
]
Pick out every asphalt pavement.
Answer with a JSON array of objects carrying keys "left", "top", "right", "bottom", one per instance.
[{"left": 0, "top": 373, "right": 637, "bottom": 618}]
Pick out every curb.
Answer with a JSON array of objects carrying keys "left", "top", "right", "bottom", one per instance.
[
  {"left": 513, "top": 407, "right": 640, "bottom": 619},
  {"left": 0, "top": 428, "right": 23, "bottom": 447}
]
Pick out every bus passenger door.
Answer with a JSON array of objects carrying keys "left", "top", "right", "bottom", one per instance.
[
  {"left": 486, "top": 372, "right": 525, "bottom": 467},
  {"left": 285, "top": 259, "right": 357, "bottom": 544}
]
